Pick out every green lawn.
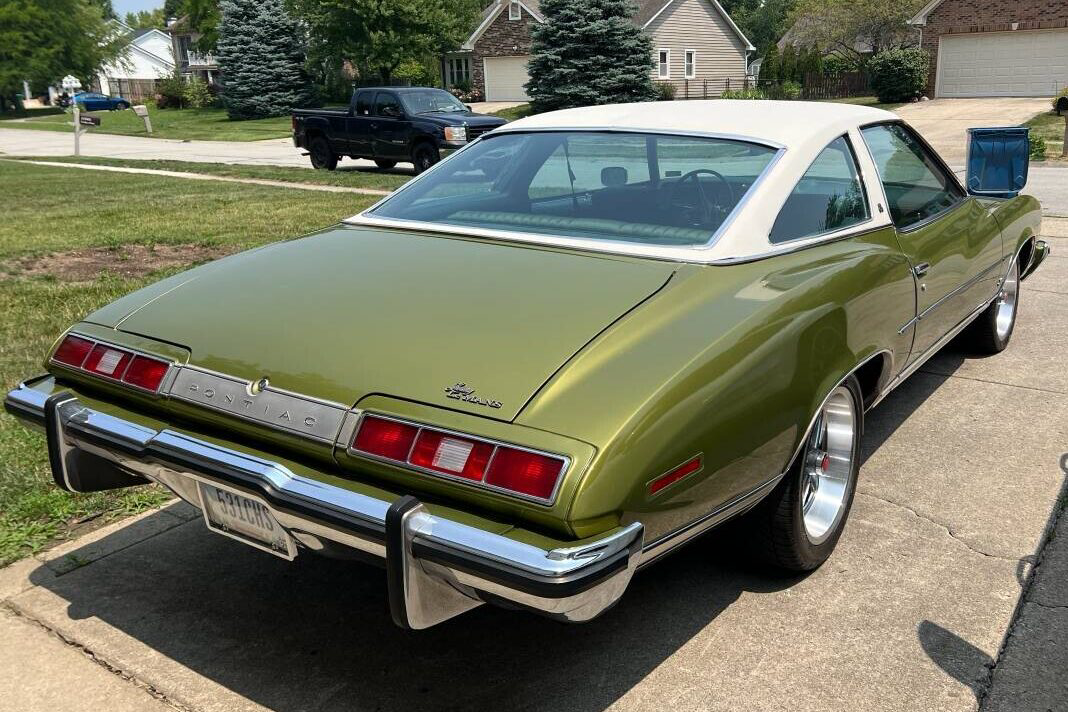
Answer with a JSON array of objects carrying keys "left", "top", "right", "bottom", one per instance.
[
  {"left": 490, "top": 103, "right": 535, "bottom": 121},
  {"left": 0, "top": 161, "right": 381, "bottom": 565},
  {"left": 8, "top": 156, "right": 412, "bottom": 192},
  {"left": 1025, "top": 110, "right": 1066, "bottom": 160},
  {"left": 1, "top": 106, "right": 293, "bottom": 141},
  {"left": 818, "top": 96, "right": 905, "bottom": 111}
]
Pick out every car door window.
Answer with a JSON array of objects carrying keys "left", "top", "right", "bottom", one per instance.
[
  {"left": 770, "top": 135, "right": 870, "bottom": 243},
  {"left": 374, "top": 92, "right": 403, "bottom": 119},
  {"left": 860, "top": 123, "right": 963, "bottom": 229}
]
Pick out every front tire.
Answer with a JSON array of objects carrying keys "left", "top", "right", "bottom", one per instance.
[
  {"left": 962, "top": 257, "right": 1019, "bottom": 354},
  {"left": 745, "top": 375, "right": 863, "bottom": 572},
  {"left": 309, "top": 137, "right": 338, "bottom": 171},
  {"left": 411, "top": 143, "right": 438, "bottom": 174}
]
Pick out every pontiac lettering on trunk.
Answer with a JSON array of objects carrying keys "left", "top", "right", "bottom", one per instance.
[{"left": 169, "top": 367, "right": 348, "bottom": 442}]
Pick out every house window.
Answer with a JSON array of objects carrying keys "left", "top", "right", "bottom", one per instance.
[
  {"left": 658, "top": 49, "right": 670, "bottom": 79},
  {"left": 684, "top": 50, "right": 696, "bottom": 79},
  {"left": 447, "top": 57, "right": 470, "bottom": 86},
  {"left": 509, "top": 1, "right": 521, "bottom": 20}
]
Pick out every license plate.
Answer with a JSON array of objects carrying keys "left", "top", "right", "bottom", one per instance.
[{"left": 198, "top": 483, "right": 295, "bottom": 559}]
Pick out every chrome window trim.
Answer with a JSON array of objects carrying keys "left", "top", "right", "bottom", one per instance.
[
  {"left": 768, "top": 133, "right": 875, "bottom": 246},
  {"left": 347, "top": 129, "right": 787, "bottom": 264},
  {"left": 346, "top": 411, "right": 572, "bottom": 507}
]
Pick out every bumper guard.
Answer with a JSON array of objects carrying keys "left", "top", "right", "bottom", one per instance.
[{"left": 5, "top": 379, "right": 644, "bottom": 629}]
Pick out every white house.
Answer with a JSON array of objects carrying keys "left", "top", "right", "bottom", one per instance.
[{"left": 96, "top": 22, "right": 175, "bottom": 99}]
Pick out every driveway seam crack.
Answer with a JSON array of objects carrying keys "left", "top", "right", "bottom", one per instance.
[
  {"left": 855, "top": 490, "right": 1020, "bottom": 561},
  {"left": 915, "top": 369, "right": 1068, "bottom": 396},
  {"left": 1, "top": 601, "right": 195, "bottom": 711}
]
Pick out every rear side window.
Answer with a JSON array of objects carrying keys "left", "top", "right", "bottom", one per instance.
[
  {"left": 770, "top": 136, "right": 870, "bottom": 243},
  {"left": 860, "top": 123, "right": 963, "bottom": 229},
  {"left": 355, "top": 92, "right": 373, "bottom": 116}
]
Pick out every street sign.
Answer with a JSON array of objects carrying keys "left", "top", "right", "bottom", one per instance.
[{"left": 79, "top": 115, "right": 100, "bottom": 127}]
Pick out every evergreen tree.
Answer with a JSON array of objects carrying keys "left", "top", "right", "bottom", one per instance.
[
  {"left": 779, "top": 43, "right": 797, "bottom": 83},
  {"left": 758, "top": 43, "right": 779, "bottom": 84},
  {"left": 216, "top": 0, "right": 314, "bottom": 119},
  {"left": 526, "top": 0, "right": 656, "bottom": 112}
]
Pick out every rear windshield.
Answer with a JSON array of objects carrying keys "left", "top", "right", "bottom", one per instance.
[{"left": 368, "top": 131, "right": 779, "bottom": 246}]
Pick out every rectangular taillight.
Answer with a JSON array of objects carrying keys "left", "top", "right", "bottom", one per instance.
[
  {"left": 351, "top": 415, "right": 567, "bottom": 503},
  {"left": 51, "top": 334, "right": 171, "bottom": 393},
  {"left": 52, "top": 334, "right": 94, "bottom": 367}
]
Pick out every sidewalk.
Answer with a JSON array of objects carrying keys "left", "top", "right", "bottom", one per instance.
[{"left": 0, "top": 127, "right": 332, "bottom": 169}]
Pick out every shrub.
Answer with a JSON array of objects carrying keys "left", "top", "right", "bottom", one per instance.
[
  {"left": 869, "top": 49, "right": 929, "bottom": 103},
  {"left": 1028, "top": 132, "right": 1046, "bottom": 160},
  {"left": 1052, "top": 87, "right": 1068, "bottom": 112},
  {"left": 449, "top": 85, "right": 483, "bottom": 103},
  {"left": 155, "top": 71, "right": 188, "bottom": 109},
  {"left": 721, "top": 87, "right": 766, "bottom": 100},
  {"left": 776, "top": 80, "right": 802, "bottom": 100},
  {"left": 183, "top": 79, "right": 213, "bottom": 109},
  {"left": 654, "top": 81, "right": 677, "bottom": 101}
]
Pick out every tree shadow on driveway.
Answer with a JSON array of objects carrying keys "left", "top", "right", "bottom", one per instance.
[{"left": 28, "top": 514, "right": 799, "bottom": 712}]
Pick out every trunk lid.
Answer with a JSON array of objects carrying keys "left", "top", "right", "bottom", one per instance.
[{"left": 109, "top": 227, "right": 674, "bottom": 421}]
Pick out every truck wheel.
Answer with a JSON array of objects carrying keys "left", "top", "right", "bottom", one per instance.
[
  {"left": 374, "top": 159, "right": 397, "bottom": 169},
  {"left": 962, "top": 257, "right": 1019, "bottom": 354},
  {"left": 412, "top": 144, "right": 438, "bottom": 174},
  {"left": 743, "top": 375, "right": 862, "bottom": 572},
  {"left": 309, "top": 137, "right": 338, "bottom": 171}
]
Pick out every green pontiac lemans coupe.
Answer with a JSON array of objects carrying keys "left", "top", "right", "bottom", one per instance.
[{"left": 5, "top": 101, "right": 1049, "bottom": 629}]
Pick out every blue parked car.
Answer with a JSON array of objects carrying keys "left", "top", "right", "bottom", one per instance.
[{"left": 74, "top": 92, "right": 130, "bottom": 111}]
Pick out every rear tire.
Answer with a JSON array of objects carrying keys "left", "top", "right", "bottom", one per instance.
[
  {"left": 374, "top": 159, "right": 397, "bottom": 169},
  {"left": 411, "top": 143, "right": 438, "bottom": 174},
  {"left": 309, "top": 137, "right": 338, "bottom": 171},
  {"left": 115, "top": 101, "right": 129, "bottom": 110},
  {"left": 744, "top": 375, "right": 863, "bottom": 572},
  {"left": 962, "top": 257, "right": 1019, "bottom": 355}
]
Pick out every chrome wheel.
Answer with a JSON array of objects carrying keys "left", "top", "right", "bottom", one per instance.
[
  {"left": 800, "top": 386, "right": 857, "bottom": 545},
  {"left": 995, "top": 259, "right": 1019, "bottom": 341}
]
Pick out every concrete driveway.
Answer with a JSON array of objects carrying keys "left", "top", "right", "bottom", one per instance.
[
  {"left": 895, "top": 98, "right": 1051, "bottom": 164},
  {"left": 1, "top": 218, "right": 1066, "bottom": 711}
]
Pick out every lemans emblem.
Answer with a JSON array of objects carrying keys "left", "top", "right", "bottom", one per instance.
[{"left": 444, "top": 382, "right": 503, "bottom": 409}]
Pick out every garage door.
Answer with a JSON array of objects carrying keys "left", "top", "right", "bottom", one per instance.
[
  {"left": 938, "top": 30, "right": 1068, "bottom": 97},
  {"left": 484, "top": 56, "right": 531, "bottom": 101}
]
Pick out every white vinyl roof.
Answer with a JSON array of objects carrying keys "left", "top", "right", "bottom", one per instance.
[
  {"left": 352, "top": 101, "right": 902, "bottom": 263},
  {"left": 502, "top": 100, "right": 897, "bottom": 153}
]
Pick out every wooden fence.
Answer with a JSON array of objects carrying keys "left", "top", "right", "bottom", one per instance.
[
  {"left": 96, "top": 78, "right": 159, "bottom": 103},
  {"left": 670, "top": 71, "right": 871, "bottom": 100}
]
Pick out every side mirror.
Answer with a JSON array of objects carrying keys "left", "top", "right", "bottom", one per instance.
[{"left": 966, "top": 127, "right": 1029, "bottom": 198}]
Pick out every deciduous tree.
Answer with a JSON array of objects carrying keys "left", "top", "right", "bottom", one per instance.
[
  {"left": 286, "top": 0, "right": 481, "bottom": 85},
  {"left": 216, "top": 0, "right": 314, "bottom": 119},
  {"left": 788, "top": 0, "right": 926, "bottom": 70},
  {"left": 526, "top": 0, "right": 656, "bottom": 112},
  {"left": 0, "top": 0, "right": 124, "bottom": 108}
]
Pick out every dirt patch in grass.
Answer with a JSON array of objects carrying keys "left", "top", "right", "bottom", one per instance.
[{"left": 0, "top": 244, "right": 232, "bottom": 281}]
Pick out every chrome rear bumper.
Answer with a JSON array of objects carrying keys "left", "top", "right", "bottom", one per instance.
[{"left": 4, "top": 378, "right": 644, "bottom": 630}]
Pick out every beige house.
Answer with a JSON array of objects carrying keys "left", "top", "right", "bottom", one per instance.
[{"left": 445, "top": 0, "right": 754, "bottom": 101}]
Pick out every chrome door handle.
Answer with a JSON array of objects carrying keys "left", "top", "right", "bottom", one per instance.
[{"left": 913, "top": 262, "right": 930, "bottom": 277}]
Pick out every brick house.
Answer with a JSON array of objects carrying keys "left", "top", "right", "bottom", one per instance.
[
  {"left": 909, "top": 0, "right": 1068, "bottom": 97},
  {"left": 443, "top": 0, "right": 754, "bottom": 101}
]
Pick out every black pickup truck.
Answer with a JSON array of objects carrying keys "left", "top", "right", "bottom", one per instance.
[{"left": 293, "top": 87, "right": 508, "bottom": 173}]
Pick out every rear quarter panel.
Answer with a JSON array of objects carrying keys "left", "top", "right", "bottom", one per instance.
[
  {"left": 990, "top": 194, "right": 1043, "bottom": 264},
  {"left": 519, "top": 227, "right": 915, "bottom": 541}
]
